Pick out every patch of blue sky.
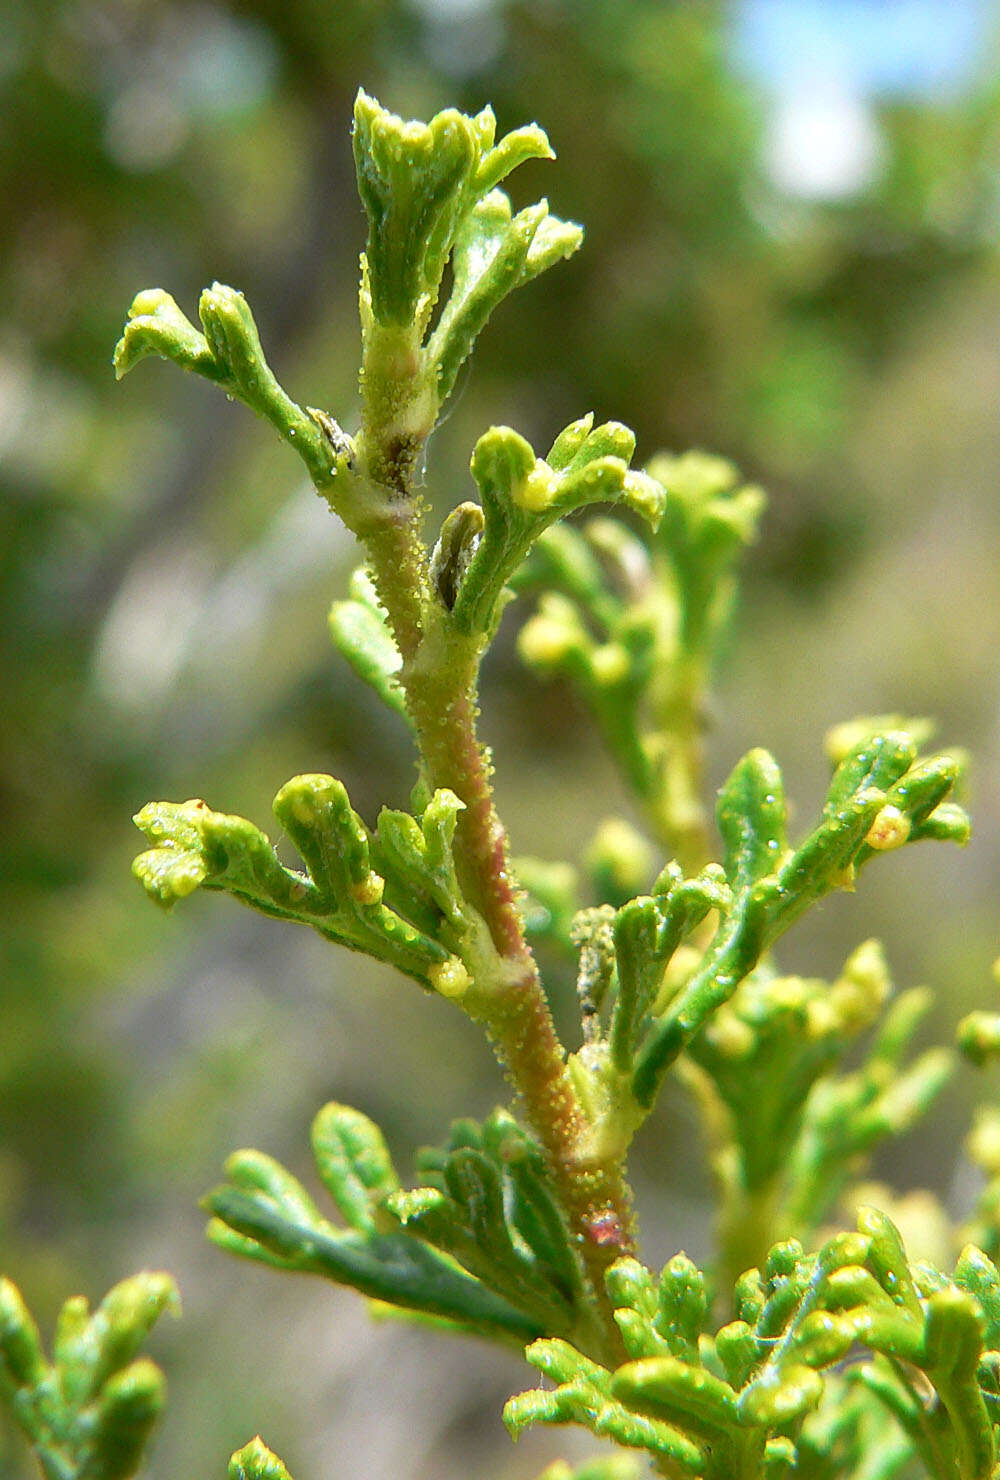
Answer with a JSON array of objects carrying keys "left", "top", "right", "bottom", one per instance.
[{"left": 731, "top": 0, "right": 991, "bottom": 99}]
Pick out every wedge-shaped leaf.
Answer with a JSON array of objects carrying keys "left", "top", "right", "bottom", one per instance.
[
  {"left": 206, "top": 1106, "right": 590, "bottom": 1349},
  {"left": 427, "top": 191, "right": 581, "bottom": 404},
  {"left": 645, "top": 450, "right": 765, "bottom": 654},
  {"left": 610, "top": 869, "right": 729, "bottom": 1071},
  {"left": 353, "top": 92, "right": 567, "bottom": 336},
  {"left": 433, "top": 1110, "right": 587, "bottom": 1307},
  {"left": 386, "top": 1114, "right": 584, "bottom": 1333},
  {"left": 631, "top": 732, "right": 968, "bottom": 1108},
  {"left": 0, "top": 1274, "right": 175, "bottom": 1480},
  {"left": 631, "top": 876, "right": 774, "bottom": 1107},
  {"left": 452, "top": 420, "right": 665, "bottom": 637},
  {"left": 204, "top": 1149, "right": 539, "bottom": 1343},
  {"left": 389, "top": 1150, "right": 571, "bottom": 1328},
  {"left": 688, "top": 946, "right": 955, "bottom": 1256},
  {"left": 115, "top": 285, "right": 338, "bottom": 485},
  {"left": 785, "top": 994, "right": 954, "bottom": 1235},
  {"left": 354, "top": 91, "right": 480, "bottom": 328}
]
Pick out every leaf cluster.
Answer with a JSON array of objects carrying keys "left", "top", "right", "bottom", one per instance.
[
  {"left": 508, "top": 1210, "right": 1000, "bottom": 1480},
  {"left": 542, "top": 724, "right": 967, "bottom": 1178},
  {"left": 0, "top": 1274, "right": 176, "bottom": 1480},
  {"left": 5, "top": 86, "right": 995, "bottom": 1480}
]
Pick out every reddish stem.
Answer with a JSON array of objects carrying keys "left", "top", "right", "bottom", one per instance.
[{"left": 360, "top": 488, "right": 636, "bottom": 1361}]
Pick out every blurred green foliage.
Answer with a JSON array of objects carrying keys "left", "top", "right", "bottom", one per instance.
[{"left": 5, "top": 1, "right": 1000, "bottom": 1475}]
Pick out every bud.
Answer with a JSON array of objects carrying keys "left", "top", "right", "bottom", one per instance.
[
  {"left": 586, "top": 818, "right": 655, "bottom": 907},
  {"left": 864, "top": 804, "right": 911, "bottom": 851},
  {"left": 229, "top": 1436, "right": 294, "bottom": 1480},
  {"left": 589, "top": 643, "right": 631, "bottom": 687},
  {"left": 428, "top": 956, "right": 471, "bottom": 1000},
  {"left": 825, "top": 715, "right": 933, "bottom": 767},
  {"left": 430, "top": 501, "right": 485, "bottom": 610},
  {"left": 831, "top": 938, "right": 890, "bottom": 1031},
  {"left": 513, "top": 461, "right": 558, "bottom": 513},
  {"left": 517, "top": 595, "right": 588, "bottom": 671},
  {"left": 967, "top": 1106, "right": 1000, "bottom": 1173},
  {"left": 704, "top": 1007, "right": 755, "bottom": 1059},
  {"left": 349, "top": 871, "right": 385, "bottom": 907},
  {"left": 957, "top": 1011, "right": 1000, "bottom": 1067}
]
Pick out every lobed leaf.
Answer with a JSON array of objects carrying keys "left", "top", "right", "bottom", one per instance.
[
  {"left": 132, "top": 781, "right": 485, "bottom": 992},
  {"left": 310, "top": 1103, "right": 400, "bottom": 1237},
  {"left": 328, "top": 585, "right": 409, "bottom": 722},
  {"left": 204, "top": 1177, "right": 539, "bottom": 1342},
  {"left": 386, "top": 1109, "right": 586, "bottom": 1333},
  {"left": 451, "top": 420, "right": 664, "bottom": 637}
]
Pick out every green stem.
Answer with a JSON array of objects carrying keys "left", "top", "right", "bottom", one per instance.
[
  {"left": 717, "top": 1179, "right": 783, "bottom": 1296},
  {"left": 652, "top": 650, "right": 712, "bottom": 875},
  {"left": 595, "top": 578, "right": 712, "bottom": 875}
]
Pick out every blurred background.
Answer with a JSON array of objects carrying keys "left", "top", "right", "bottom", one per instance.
[{"left": 4, "top": 0, "right": 1000, "bottom": 1474}]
